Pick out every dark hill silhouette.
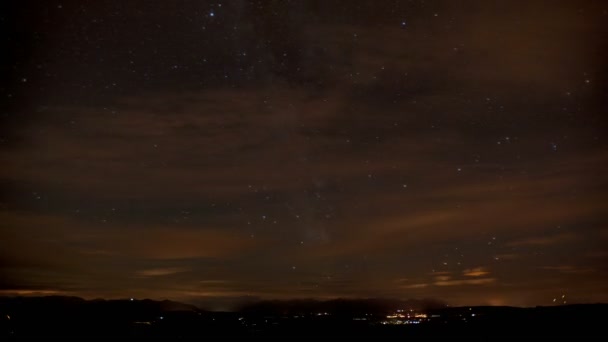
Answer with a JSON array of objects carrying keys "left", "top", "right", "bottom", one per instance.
[
  {"left": 0, "top": 296, "right": 605, "bottom": 338},
  {"left": 0, "top": 296, "right": 206, "bottom": 337},
  {"left": 237, "top": 297, "right": 446, "bottom": 315}
]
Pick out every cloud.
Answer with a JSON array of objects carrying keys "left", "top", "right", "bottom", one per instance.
[
  {"left": 1, "top": 1, "right": 606, "bottom": 306},
  {"left": 403, "top": 283, "right": 429, "bottom": 289},
  {"left": 0, "top": 289, "right": 67, "bottom": 296},
  {"left": 104, "top": 227, "right": 264, "bottom": 260},
  {"left": 434, "top": 278, "right": 496, "bottom": 287},
  {"left": 540, "top": 266, "right": 593, "bottom": 274},
  {"left": 586, "top": 250, "right": 608, "bottom": 259},
  {"left": 493, "top": 254, "right": 520, "bottom": 261},
  {"left": 507, "top": 233, "right": 577, "bottom": 247},
  {"left": 0, "top": 210, "right": 267, "bottom": 262},
  {"left": 136, "top": 267, "right": 189, "bottom": 277},
  {"left": 434, "top": 276, "right": 452, "bottom": 282},
  {"left": 463, "top": 267, "right": 489, "bottom": 277}
]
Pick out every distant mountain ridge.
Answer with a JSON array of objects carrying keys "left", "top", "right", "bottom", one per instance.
[
  {"left": 0, "top": 295, "right": 200, "bottom": 312},
  {"left": 0, "top": 296, "right": 606, "bottom": 338},
  {"left": 0, "top": 295, "right": 447, "bottom": 314},
  {"left": 237, "top": 297, "right": 447, "bottom": 315}
]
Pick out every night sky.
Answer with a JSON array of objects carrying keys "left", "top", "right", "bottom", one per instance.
[{"left": 1, "top": 1, "right": 607, "bottom": 310}]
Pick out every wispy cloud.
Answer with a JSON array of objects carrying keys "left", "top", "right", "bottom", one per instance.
[
  {"left": 1, "top": 1, "right": 606, "bottom": 306},
  {"left": 0, "top": 289, "right": 68, "bottom": 296},
  {"left": 463, "top": 267, "right": 489, "bottom": 277},
  {"left": 493, "top": 254, "right": 520, "bottom": 261},
  {"left": 434, "top": 278, "right": 496, "bottom": 287},
  {"left": 137, "top": 267, "right": 189, "bottom": 277},
  {"left": 507, "top": 233, "right": 576, "bottom": 247},
  {"left": 540, "top": 266, "right": 593, "bottom": 274}
]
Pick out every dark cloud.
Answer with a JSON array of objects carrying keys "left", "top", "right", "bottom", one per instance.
[{"left": 1, "top": 0, "right": 607, "bottom": 308}]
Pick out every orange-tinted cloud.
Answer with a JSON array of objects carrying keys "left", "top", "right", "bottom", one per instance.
[
  {"left": 463, "top": 267, "right": 490, "bottom": 277},
  {"left": 507, "top": 233, "right": 577, "bottom": 247},
  {"left": 136, "top": 267, "right": 189, "bottom": 277},
  {"left": 1, "top": 1, "right": 606, "bottom": 308},
  {"left": 434, "top": 278, "right": 496, "bottom": 287}
]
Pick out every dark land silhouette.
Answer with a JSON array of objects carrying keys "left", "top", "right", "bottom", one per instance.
[{"left": 0, "top": 296, "right": 605, "bottom": 338}]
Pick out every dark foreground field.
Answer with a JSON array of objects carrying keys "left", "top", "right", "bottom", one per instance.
[{"left": 0, "top": 296, "right": 605, "bottom": 339}]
